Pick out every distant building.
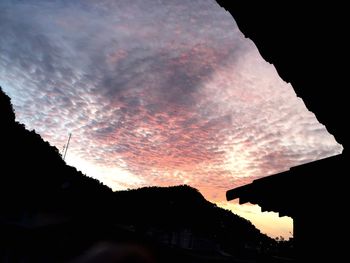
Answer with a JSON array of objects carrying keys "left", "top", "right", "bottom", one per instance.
[{"left": 145, "top": 227, "right": 219, "bottom": 251}]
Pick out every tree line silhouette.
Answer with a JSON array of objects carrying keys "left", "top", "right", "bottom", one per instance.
[{"left": 0, "top": 87, "right": 292, "bottom": 262}]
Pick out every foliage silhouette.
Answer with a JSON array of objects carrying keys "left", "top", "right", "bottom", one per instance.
[{"left": 0, "top": 87, "right": 285, "bottom": 262}]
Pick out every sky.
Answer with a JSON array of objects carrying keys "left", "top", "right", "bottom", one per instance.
[{"left": 0, "top": 0, "right": 343, "bottom": 238}]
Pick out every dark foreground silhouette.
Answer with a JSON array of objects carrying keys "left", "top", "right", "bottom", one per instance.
[
  {"left": 217, "top": 2, "right": 349, "bottom": 262},
  {"left": 0, "top": 87, "right": 292, "bottom": 262}
]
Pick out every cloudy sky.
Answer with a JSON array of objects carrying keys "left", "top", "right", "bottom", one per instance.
[{"left": 0, "top": 0, "right": 342, "bottom": 238}]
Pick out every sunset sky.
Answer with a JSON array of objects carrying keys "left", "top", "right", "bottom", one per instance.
[{"left": 0, "top": 0, "right": 342, "bottom": 238}]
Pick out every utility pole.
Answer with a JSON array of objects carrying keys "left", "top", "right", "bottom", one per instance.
[{"left": 63, "top": 133, "right": 72, "bottom": 161}]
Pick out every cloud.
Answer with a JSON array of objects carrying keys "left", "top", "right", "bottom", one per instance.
[{"left": 0, "top": 0, "right": 342, "bottom": 206}]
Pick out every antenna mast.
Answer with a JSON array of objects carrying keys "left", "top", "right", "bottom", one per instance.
[{"left": 63, "top": 133, "right": 72, "bottom": 161}]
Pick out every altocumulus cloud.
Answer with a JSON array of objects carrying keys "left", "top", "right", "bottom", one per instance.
[{"left": 0, "top": 0, "right": 342, "bottom": 202}]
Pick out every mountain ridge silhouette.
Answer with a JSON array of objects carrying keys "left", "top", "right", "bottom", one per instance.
[{"left": 0, "top": 86, "right": 283, "bottom": 262}]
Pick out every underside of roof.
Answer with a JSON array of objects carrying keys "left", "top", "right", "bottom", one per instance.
[{"left": 226, "top": 154, "right": 344, "bottom": 218}]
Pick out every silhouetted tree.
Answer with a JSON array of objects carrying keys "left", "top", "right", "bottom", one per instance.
[{"left": 0, "top": 87, "right": 280, "bottom": 262}]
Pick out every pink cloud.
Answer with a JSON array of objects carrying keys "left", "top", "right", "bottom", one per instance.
[{"left": 0, "top": 0, "right": 342, "bottom": 207}]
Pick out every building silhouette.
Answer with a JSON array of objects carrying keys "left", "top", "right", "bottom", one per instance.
[{"left": 217, "top": 1, "right": 349, "bottom": 261}]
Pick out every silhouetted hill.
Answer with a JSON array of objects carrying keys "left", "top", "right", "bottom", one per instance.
[
  {"left": 113, "top": 185, "right": 269, "bottom": 254},
  {"left": 0, "top": 86, "right": 112, "bottom": 216},
  {"left": 0, "top": 87, "right": 280, "bottom": 262}
]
